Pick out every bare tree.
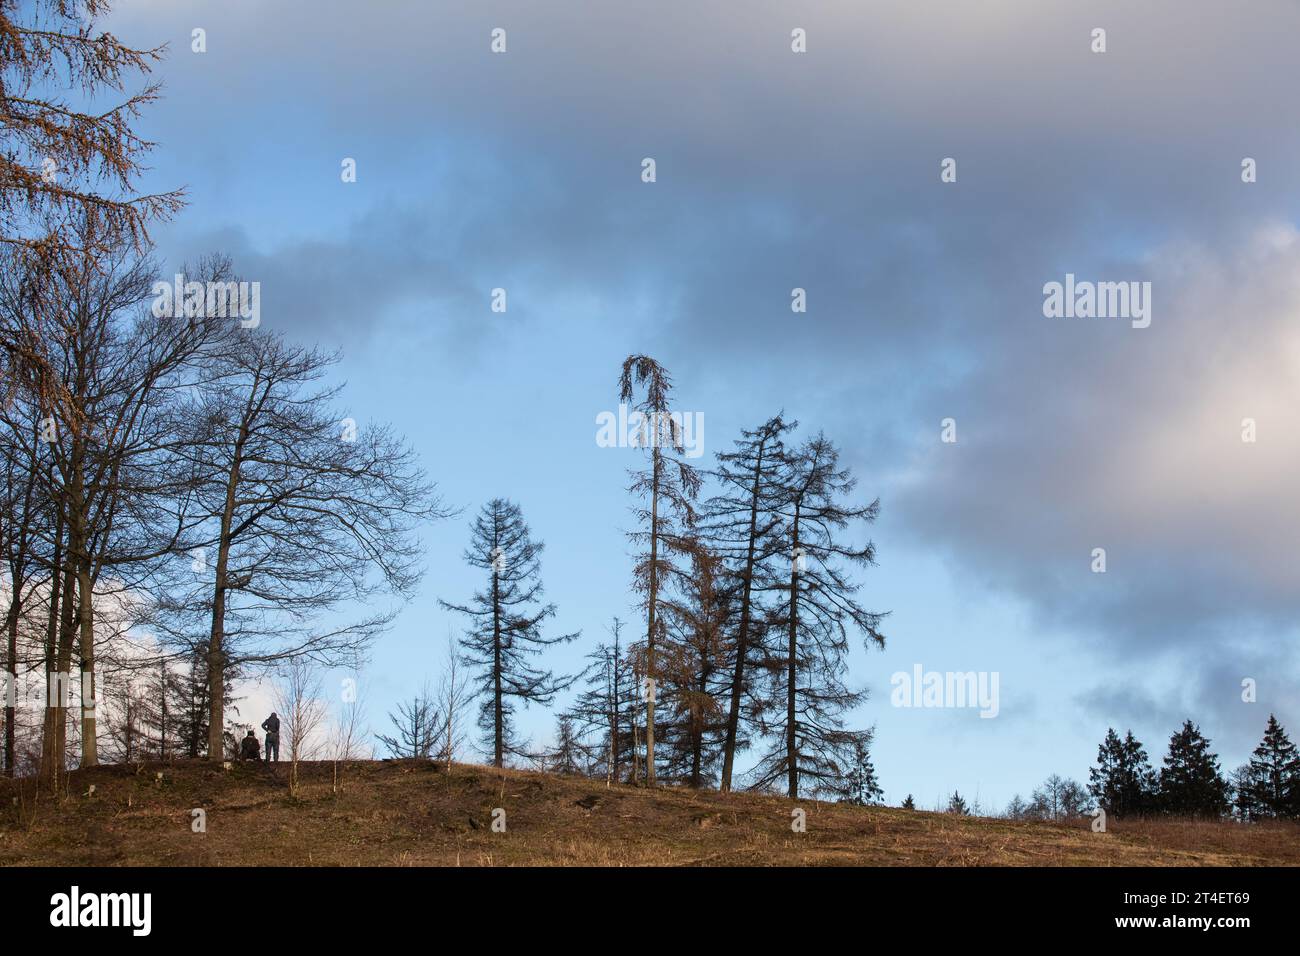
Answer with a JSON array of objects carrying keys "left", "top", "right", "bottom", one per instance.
[
  {"left": 161, "top": 328, "right": 449, "bottom": 760},
  {"left": 0, "top": 241, "right": 230, "bottom": 771},
  {"left": 273, "top": 658, "right": 326, "bottom": 795},
  {"left": 434, "top": 635, "right": 472, "bottom": 773}
]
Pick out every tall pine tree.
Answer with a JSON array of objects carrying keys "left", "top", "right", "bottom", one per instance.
[
  {"left": 1088, "top": 727, "right": 1158, "bottom": 818},
  {"left": 1239, "top": 714, "right": 1300, "bottom": 820},
  {"left": 1159, "top": 720, "right": 1230, "bottom": 818}
]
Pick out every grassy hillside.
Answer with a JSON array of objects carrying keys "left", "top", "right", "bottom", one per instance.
[{"left": 3, "top": 759, "right": 1297, "bottom": 866}]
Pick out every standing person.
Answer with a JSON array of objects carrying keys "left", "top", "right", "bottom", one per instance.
[{"left": 261, "top": 712, "right": 280, "bottom": 763}]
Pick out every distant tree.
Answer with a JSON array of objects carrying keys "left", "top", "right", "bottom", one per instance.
[
  {"left": 1028, "top": 774, "right": 1092, "bottom": 820},
  {"left": 1004, "top": 794, "right": 1030, "bottom": 819},
  {"left": 1089, "top": 727, "right": 1158, "bottom": 818},
  {"left": 1159, "top": 720, "right": 1230, "bottom": 818},
  {"left": 946, "top": 791, "right": 969, "bottom": 815},
  {"left": 433, "top": 636, "right": 472, "bottom": 773},
  {"left": 706, "top": 414, "right": 795, "bottom": 792},
  {"left": 1238, "top": 714, "right": 1300, "bottom": 820},
  {"left": 841, "top": 735, "right": 883, "bottom": 806},
  {"left": 751, "top": 433, "right": 886, "bottom": 799},
  {"left": 618, "top": 355, "right": 702, "bottom": 786},
  {"left": 544, "top": 715, "right": 590, "bottom": 777},
  {"left": 563, "top": 618, "right": 639, "bottom": 785},
  {"left": 901, "top": 794, "right": 915, "bottom": 811},
  {"left": 274, "top": 658, "right": 327, "bottom": 795},
  {"left": 440, "top": 498, "right": 577, "bottom": 767},
  {"left": 376, "top": 683, "right": 439, "bottom": 759}
]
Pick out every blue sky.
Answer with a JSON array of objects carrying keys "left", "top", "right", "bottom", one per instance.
[{"left": 100, "top": 0, "right": 1300, "bottom": 809}]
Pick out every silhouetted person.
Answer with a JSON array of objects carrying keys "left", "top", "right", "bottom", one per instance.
[
  {"left": 261, "top": 712, "right": 280, "bottom": 762},
  {"left": 240, "top": 730, "right": 260, "bottom": 761}
]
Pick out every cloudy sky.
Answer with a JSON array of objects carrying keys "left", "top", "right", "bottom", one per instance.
[{"left": 106, "top": 0, "right": 1300, "bottom": 808}]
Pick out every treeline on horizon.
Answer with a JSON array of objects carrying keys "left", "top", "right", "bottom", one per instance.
[{"left": 929, "top": 716, "right": 1300, "bottom": 823}]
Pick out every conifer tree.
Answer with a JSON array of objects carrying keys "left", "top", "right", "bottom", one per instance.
[
  {"left": 706, "top": 414, "right": 795, "bottom": 792},
  {"left": 1159, "top": 720, "right": 1230, "bottom": 817},
  {"left": 440, "top": 498, "right": 577, "bottom": 766},
  {"left": 1240, "top": 714, "right": 1300, "bottom": 820},
  {"left": 901, "top": 794, "right": 915, "bottom": 811},
  {"left": 563, "top": 619, "right": 638, "bottom": 784},
  {"left": 753, "top": 433, "right": 886, "bottom": 799},
  {"left": 618, "top": 356, "right": 701, "bottom": 785},
  {"left": 658, "top": 546, "right": 731, "bottom": 788},
  {"left": 842, "top": 735, "right": 883, "bottom": 805},
  {"left": 1088, "top": 727, "right": 1158, "bottom": 818}
]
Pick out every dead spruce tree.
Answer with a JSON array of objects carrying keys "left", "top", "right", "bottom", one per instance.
[
  {"left": 619, "top": 355, "right": 701, "bottom": 786},
  {"left": 706, "top": 413, "right": 796, "bottom": 792},
  {"left": 440, "top": 498, "right": 577, "bottom": 767},
  {"left": 166, "top": 327, "right": 447, "bottom": 760},
  {"left": 754, "top": 433, "right": 887, "bottom": 799}
]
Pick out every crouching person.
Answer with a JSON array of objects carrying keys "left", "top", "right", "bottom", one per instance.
[{"left": 240, "top": 730, "right": 261, "bottom": 761}]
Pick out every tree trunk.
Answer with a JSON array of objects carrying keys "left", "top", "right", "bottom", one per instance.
[
  {"left": 207, "top": 424, "right": 245, "bottom": 761},
  {"left": 4, "top": 593, "right": 18, "bottom": 776},
  {"left": 491, "top": 562, "right": 503, "bottom": 768},
  {"left": 76, "top": 558, "right": 97, "bottom": 766},
  {"left": 786, "top": 508, "right": 801, "bottom": 799},
  {"left": 38, "top": 516, "right": 64, "bottom": 788},
  {"left": 721, "top": 439, "right": 765, "bottom": 792},
  {"left": 645, "top": 449, "right": 660, "bottom": 786},
  {"left": 41, "top": 560, "right": 76, "bottom": 790}
]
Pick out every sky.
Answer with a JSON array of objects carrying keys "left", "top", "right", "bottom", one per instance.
[{"left": 94, "top": 0, "right": 1300, "bottom": 809}]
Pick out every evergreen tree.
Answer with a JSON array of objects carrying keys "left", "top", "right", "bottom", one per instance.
[
  {"left": 946, "top": 791, "right": 969, "bottom": 815},
  {"left": 1241, "top": 714, "right": 1300, "bottom": 820},
  {"left": 1088, "top": 727, "right": 1158, "bottom": 818},
  {"left": 440, "top": 498, "right": 577, "bottom": 766},
  {"left": 901, "top": 794, "right": 915, "bottom": 811},
  {"left": 1159, "top": 720, "right": 1230, "bottom": 817},
  {"left": 841, "top": 735, "right": 883, "bottom": 806}
]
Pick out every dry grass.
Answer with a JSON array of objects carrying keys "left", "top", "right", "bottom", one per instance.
[{"left": 2, "top": 760, "right": 1296, "bottom": 866}]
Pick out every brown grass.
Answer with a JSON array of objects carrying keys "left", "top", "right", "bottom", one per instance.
[{"left": 2, "top": 760, "right": 1296, "bottom": 866}]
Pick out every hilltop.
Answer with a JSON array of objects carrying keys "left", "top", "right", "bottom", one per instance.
[{"left": 3, "top": 759, "right": 1297, "bottom": 866}]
